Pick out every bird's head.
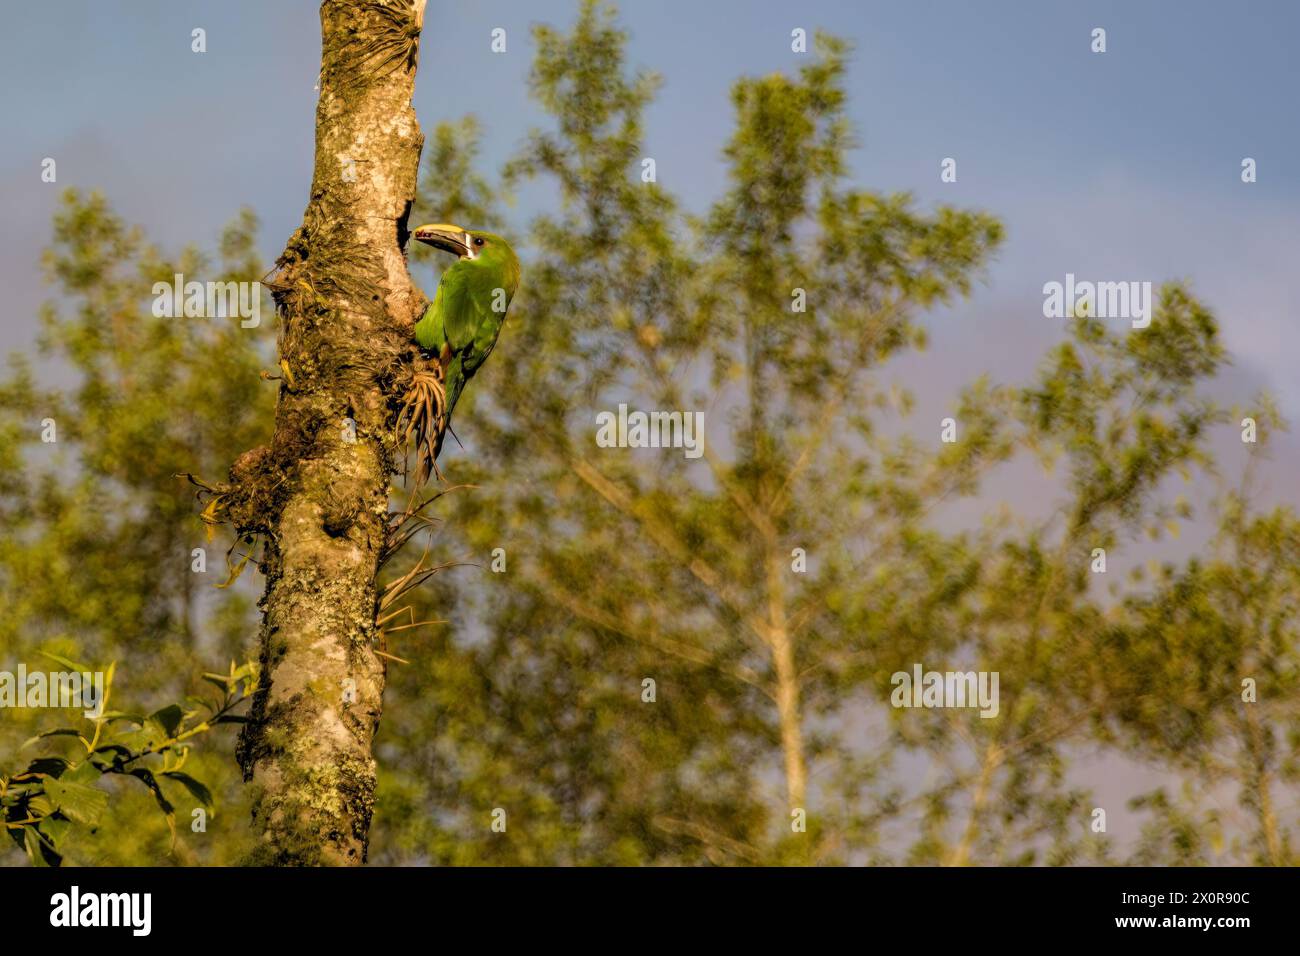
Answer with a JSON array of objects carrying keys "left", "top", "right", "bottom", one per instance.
[{"left": 414, "top": 222, "right": 517, "bottom": 268}]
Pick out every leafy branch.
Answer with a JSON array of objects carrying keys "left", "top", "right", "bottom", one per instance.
[{"left": 1, "top": 654, "right": 257, "bottom": 866}]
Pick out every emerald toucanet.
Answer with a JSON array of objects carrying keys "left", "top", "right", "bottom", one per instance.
[{"left": 411, "top": 223, "right": 520, "bottom": 426}]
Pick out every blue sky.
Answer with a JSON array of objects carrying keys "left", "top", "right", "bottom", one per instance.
[{"left": 3, "top": 0, "right": 1297, "bottom": 415}]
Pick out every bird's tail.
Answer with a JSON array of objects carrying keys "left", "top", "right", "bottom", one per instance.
[{"left": 433, "top": 360, "right": 466, "bottom": 460}]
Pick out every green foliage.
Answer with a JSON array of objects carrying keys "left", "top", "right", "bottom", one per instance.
[
  {"left": 2, "top": 658, "right": 254, "bottom": 866},
  {"left": 0, "top": 189, "right": 270, "bottom": 864}
]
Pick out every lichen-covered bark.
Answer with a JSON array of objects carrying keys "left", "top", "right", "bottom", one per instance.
[{"left": 232, "top": 0, "right": 428, "bottom": 865}]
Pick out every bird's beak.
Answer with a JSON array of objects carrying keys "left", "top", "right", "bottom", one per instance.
[{"left": 412, "top": 223, "right": 471, "bottom": 258}]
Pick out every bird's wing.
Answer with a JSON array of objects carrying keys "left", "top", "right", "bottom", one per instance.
[
  {"left": 462, "top": 314, "right": 504, "bottom": 375},
  {"left": 413, "top": 298, "right": 443, "bottom": 350},
  {"left": 440, "top": 265, "right": 487, "bottom": 352}
]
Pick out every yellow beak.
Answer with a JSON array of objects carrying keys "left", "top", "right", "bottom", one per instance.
[{"left": 412, "top": 223, "right": 470, "bottom": 258}]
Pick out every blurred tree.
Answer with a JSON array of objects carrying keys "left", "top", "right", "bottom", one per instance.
[
  {"left": 371, "top": 0, "right": 1266, "bottom": 867},
  {"left": 1106, "top": 449, "right": 1299, "bottom": 866},
  {"left": 896, "top": 297, "right": 1229, "bottom": 866},
  {"left": 375, "top": 1, "right": 998, "bottom": 864},
  {"left": 0, "top": 190, "right": 269, "bottom": 864}
]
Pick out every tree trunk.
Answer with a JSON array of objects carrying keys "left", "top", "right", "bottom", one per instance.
[
  {"left": 234, "top": 0, "right": 428, "bottom": 865},
  {"left": 766, "top": 548, "right": 806, "bottom": 816}
]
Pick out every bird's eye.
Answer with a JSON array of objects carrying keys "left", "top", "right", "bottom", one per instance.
[{"left": 474, "top": 237, "right": 485, "bottom": 247}]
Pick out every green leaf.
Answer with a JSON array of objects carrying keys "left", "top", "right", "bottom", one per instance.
[
  {"left": 23, "top": 756, "right": 71, "bottom": 778},
  {"left": 129, "top": 768, "right": 175, "bottom": 816},
  {"left": 38, "top": 814, "right": 72, "bottom": 848},
  {"left": 5, "top": 818, "right": 25, "bottom": 851},
  {"left": 43, "top": 776, "right": 109, "bottom": 827},
  {"left": 89, "top": 744, "right": 133, "bottom": 770},
  {"left": 21, "top": 728, "right": 83, "bottom": 750},
  {"left": 162, "top": 771, "right": 213, "bottom": 807},
  {"left": 23, "top": 826, "right": 50, "bottom": 867},
  {"left": 39, "top": 650, "right": 91, "bottom": 674},
  {"left": 147, "top": 704, "right": 184, "bottom": 738},
  {"left": 62, "top": 761, "right": 101, "bottom": 785}
]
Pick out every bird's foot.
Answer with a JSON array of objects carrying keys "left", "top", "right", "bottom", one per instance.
[{"left": 396, "top": 368, "right": 447, "bottom": 488}]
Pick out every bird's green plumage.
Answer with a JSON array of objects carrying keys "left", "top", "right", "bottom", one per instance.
[{"left": 413, "top": 230, "right": 520, "bottom": 422}]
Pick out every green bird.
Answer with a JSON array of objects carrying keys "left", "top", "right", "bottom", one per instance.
[{"left": 411, "top": 222, "right": 520, "bottom": 427}]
